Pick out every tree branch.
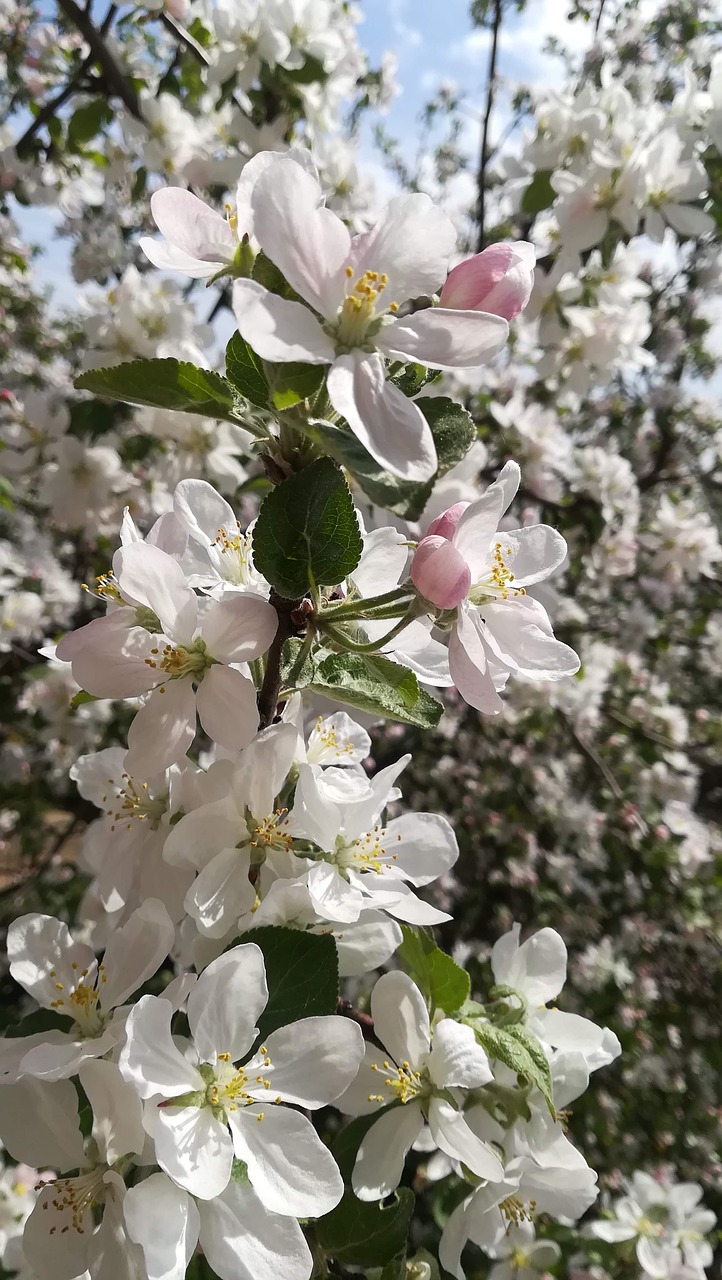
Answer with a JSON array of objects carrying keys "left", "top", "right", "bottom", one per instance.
[
  {"left": 57, "top": 0, "right": 142, "bottom": 119},
  {"left": 257, "top": 590, "right": 304, "bottom": 729},
  {"left": 476, "top": 0, "right": 503, "bottom": 253}
]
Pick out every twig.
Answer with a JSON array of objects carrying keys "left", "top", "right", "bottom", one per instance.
[
  {"left": 14, "top": 52, "right": 93, "bottom": 154},
  {"left": 257, "top": 591, "right": 304, "bottom": 728},
  {"left": 57, "top": 0, "right": 142, "bottom": 119},
  {"left": 337, "top": 998, "right": 375, "bottom": 1040},
  {"left": 565, "top": 718, "right": 623, "bottom": 799},
  {"left": 594, "top": 0, "right": 607, "bottom": 36},
  {"left": 159, "top": 12, "right": 250, "bottom": 121},
  {"left": 476, "top": 0, "right": 503, "bottom": 253}
]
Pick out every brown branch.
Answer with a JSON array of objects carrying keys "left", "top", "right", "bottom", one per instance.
[
  {"left": 476, "top": 0, "right": 503, "bottom": 253},
  {"left": 257, "top": 590, "right": 304, "bottom": 729},
  {"left": 57, "top": 0, "right": 142, "bottom": 119}
]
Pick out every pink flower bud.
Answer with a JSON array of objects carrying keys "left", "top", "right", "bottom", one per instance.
[
  {"left": 439, "top": 241, "right": 536, "bottom": 320},
  {"left": 426, "top": 501, "right": 469, "bottom": 541},
  {"left": 411, "top": 535, "right": 471, "bottom": 609}
]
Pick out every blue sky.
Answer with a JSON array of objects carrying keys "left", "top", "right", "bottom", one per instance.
[{"left": 12, "top": 0, "right": 595, "bottom": 308}]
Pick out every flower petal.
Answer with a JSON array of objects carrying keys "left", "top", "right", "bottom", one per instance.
[
  {"left": 0, "top": 1077, "right": 85, "bottom": 1170},
  {"left": 500, "top": 525, "right": 569, "bottom": 587},
  {"left": 78, "top": 1058, "right": 145, "bottom": 1164},
  {"left": 125, "top": 681, "right": 197, "bottom": 777},
  {"left": 244, "top": 1016, "right": 364, "bottom": 1108},
  {"left": 8, "top": 912, "right": 95, "bottom": 1009},
  {"left": 23, "top": 1186, "right": 92, "bottom": 1280},
  {"left": 348, "top": 193, "right": 457, "bottom": 303},
  {"left": 114, "top": 543, "right": 198, "bottom": 645},
  {"left": 232, "top": 278, "right": 334, "bottom": 364},
  {"left": 228, "top": 1105, "right": 343, "bottom": 1217},
  {"left": 123, "top": 1172, "right": 200, "bottom": 1280},
  {"left": 185, "top": 846, "right": 256, "bottom": 939},
  {"left": 100, "top": 898, "right": 175, "bottom": 1009},
  {"left": 140, "top": 236, "right": 223, "bottom": 278},
  {"left": 327, "top": 351, "right": 437, "bottom": 482},
  {"left": 150, "top": 188, "right": 237, "bottom": 262},
  {"left": 428, "top": 1097, "right": 504, "bottom": 1182},
  {"left": 151, "top": 1104, "right": 234, "bottom": 1200},
  {"left": 56, "top": 609, "right": 158, "bottom": 699},
  {"left": 427, "top": 1020, "right": 493, "bottom": 1088},
  {"left": 482, "top": 598, "right": 580, "bottom": 680},
  {"left": 452, "top": 461, "right": 521, "bottom": 580},
  {"left": 119, "top": 995, "right": 205, "bottom": 1099},
  {"left": 198, "top": 1180, "right": 313, "bottom": 1280},
  {"left": 370, "top": 970, "right": 430, "bottom": 1070},
  {"left": 379, "top": 306, "right": 508, "bottom": 370},
  {"left": 250, "top": 158, "right": 350, "bottom": 315},
  {"left": 188, "top": 942, "right": 268, "bottom": 1064},
  {"left": 448, "top": 604, "right": 504, "bottom": 714},
  {"left": 383, "top": 812, "right": 458, "bottom": 886},
  {"left": 196, "top": 666, "right": 259, "bottom": 752},
  {"left": 202, "top": 594, "right": 278, "bottom": 664},
  {"left": 352, "top": 1103, "right": 424, "bottom": 1200}
]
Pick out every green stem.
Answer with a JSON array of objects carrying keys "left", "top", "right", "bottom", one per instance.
[
  {"left": 322, "top": 612, "right": 418, "bottom": 655},
  {"left": 317, "top": 585, "right": 412, "bottom": 622}
]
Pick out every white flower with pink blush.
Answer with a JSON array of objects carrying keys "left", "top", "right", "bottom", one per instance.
[
  {"left": 411, "top": 461, "right": 580, "bottom": 713},
  {"left": 232, "top": 156, "right": 514, "bottom": 482},
  {"left": 57, "top": 542, "right": 277, "bottom": 775}
]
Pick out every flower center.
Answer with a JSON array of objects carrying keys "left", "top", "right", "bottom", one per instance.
[
  {"left": 144, "top": 638, "right": 213, "bottom": 682},
  {"left": 49, "top": 961, "right": 107, "bottom": 1035},
  {"left": 102, "top": 772, "right": 168, "bottom": 832},
  {"left": 81, "top": 571, "right": 123, "bottom": 604},
  {"left": 500, "top": 1195, "right": 537, "bottom": 1228},
  {"left": 367, "top": 1057, "right": 423, "bottom": 1105},
  {"left": 334, "top": 824, "right": 401, "bottom": 875},
  {"left": 212, "top": 523, "right": 254, "bottom": 585},
  {"left": 44, "top": 1166, "right": 108, "bottom": 1236},
  {"left": 467, "top": 542, "right": 526, "bottom": 605},
  {"left": 308, "top": 716, "right": 356, "bottom": 762},
  {"left": 333, "top": 266, "right": 398, "bottom": 351},
  {"left": 246, "top": 808, "right": 293, "bottom": 859}
]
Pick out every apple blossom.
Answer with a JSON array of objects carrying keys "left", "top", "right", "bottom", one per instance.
[{"left": 439, "top": 242, "right": 536, "bottom": 320}]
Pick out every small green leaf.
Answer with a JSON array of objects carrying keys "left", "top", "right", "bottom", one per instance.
[
  {"left": 469, "top": 1020, "right": 555, "bottom": 1114},
  {"left": 266, "top": 362, "right": 325, "bottom": 410},
  {"left": 68, "top": 99, "right": 112, "bottom": 150},
  {"left": 308, "top": 652, "right": 443, "bottom": 729},
  {"left": 233, "top": 926, "right": 339, "bottom": 1038},
  {"left": 316, "top": 1189, "right": 414, "bottom": 1267},
  {"left": 398, "top": 926, "right": 470, "bottom": 1014},
  {"left": 252, "top": 457, "right": 362, "bottom": 599},
  {"left": 224, "top": 333, "right": 270, "bottom": 408},
  {"left": 521, "top": 170, "right": 555, "bottom": 216},
  {"left": 75, "top": 360, "right": 239, "bottom": 423},
  {"left": 391, "top": 363, "right": 441, "bottom": 397},
  {"left": 310, "top": 397, "right": 476, "bottom": 520},
  {"left": 252, "top": 250, "right": 300, "bottom": 301},
  {"left": 69, "top": 690, "right": 99, "bottom": 711}
]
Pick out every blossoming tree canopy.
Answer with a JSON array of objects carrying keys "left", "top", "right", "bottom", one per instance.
[{"left": 0, "top": 0, "right": 720, "bottom": 1279}]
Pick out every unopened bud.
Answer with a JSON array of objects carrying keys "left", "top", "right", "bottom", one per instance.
[
  {"left": 411, "top": 535, "right": 471, "bottom": 609},
  {"left": 440, "top": 241, "right": 536, "bottom": 320}
]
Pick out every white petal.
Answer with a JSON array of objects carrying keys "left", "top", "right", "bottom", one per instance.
[
  {"left": 188, "top": 942, "right": 268, "bottom": 1063},
  {"left": 327, "top": 352, "right": 437, "bottom": 482},
  {"left": 534, "top": 1008, "right": 605, "bottom": 1054},
  {"left": 336, "top": 1040, "right": 397, "bottom": 1116},
  {"left": 185, "top": 846, "right": 256, "bottom": 938},
  {"left": 23, "top": 1186, "right": 91, "bottom": 1280},
  {"left": 427, "top": 1020, "right": 493, "bottom": 1088},
  {"left": 228, "top": 1105, "right": 343, "bottom": 1217},
  {"left": 453, "top": 461, "right": 521, "bottom": 579},
  {"left": 79, "top": 1058, "right": 145, "bottom": 1164},
  {"left": 428, "top": 1097, "right": 504, "bottom": 1182},
  {"left": 348, "top": 193, "right": 456, "bottom": 303},
  {"left": 100, "top": 898, "right": 175, "bottom": 1009},
  {"left": 336, "top": 912, "right": 402, "bottom": 978},
  {"left": 57, "top": 610, "right": 158, "bottom": 699},
  {"left": 591, "top": 1221, "right": 638, "bottom": 1243},
  {"left": 244, "top": 1017, "right": 364, "bottom": 1107},
  {"left": 199, "top": 1180, "right": 313, "bottom": 1280},
  {"left": 0, "top": 1076, "right": 85, "bottom": 1169},
  {"left": 123, "top": 1173, "right": 200, "bottom": 1280},
  {"left": 492, "top": 924, "right": 566, "bottom": 1004},
  {"left": 482, "top": 597, "right": 580, "bottom": 679},
  {"left": 202, "top": 594, "right": 278, "bottom": 664},
  {"left": 352, "top": 1103, "right": 424, "bottom": 1200},
  {"left": 150, "top": 187, "right": 237, "bottom": 262},
  {"left": 152, "top": 1104, "right": 234, "bottom": 1200},
  {"left": 119, "top": 995, "right": 205, "bottom": 1099},
  {"left": 140, "top": 235, "right": 222, "bottom": 278},
  {"left": 19, "top": 1026, "right": 119, "bottom": 1081},
  {"left": 383, "top": 812, "right": 458, "bottom": 886},
  {"left": 307, "top": 861, "right": 364, "bottom": 923},
  {"left": 663, "top": 202, "right": 715, "bottom": 238},
  {"left": 370, "top": 970, "right": 430, "bottom": 1070},
  {"left": 362, "top": 880, "right": 452, "bottom": 924},
  {"left": 379, "top": 307, "right": 508, "bottom": 370},
  {"left": 125, "top": 681, "right": 197, "bottom": 776},
  {"left": 232, "top": 278, "right": 334, "bottom": 364},
  {"left": 499, "top": 525, "right": 568, "bottom": 587},
  {"left": 196, "top": 666, "right": 259, "bottom": 752},
  {"left": 8, "top": 912, "right": 95, "bottom": 1008},
  {"left": 250, "top": 158, "right": 350, "bottom": 315},
  {"left": 114, "top": 543, "right": 198, "bottom": 645},
  {"left": 449, "top": 605, "right": 504, "bottom": 714}
]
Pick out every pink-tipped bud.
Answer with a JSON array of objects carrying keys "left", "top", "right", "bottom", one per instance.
[
  {"left": 411, "top": 535, "right": 471, "bottom": 610},
  {"left": 426, "top": 501, "right": 469, "bottom": 541},
  {"left": 439, "top": 241, "right": 536, "bottom": 320}
]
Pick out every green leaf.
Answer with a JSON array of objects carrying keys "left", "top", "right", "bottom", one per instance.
[
  {"left": 391, "top": 363, "right": 441, "bottom": 397},
  {"left": 252, "top": 457, "right": 362, "bottom": 599},
  {"left": 75, "top": 360, "right": 240, "bottom": 423},
  {"left": 397, "top": 926, "right": 470, "bottom": 1014},
  {"left": 316, "top": 1189, "right": 414, "bottom": 1267},
  {"left": 266, "top": 362, "right": 325, "bottom": 410},
  {"left": 252, "top": 250, "right": 301, "bottom": 301},
  {"left": 470, "top": 1020, "right": 555, "bottom": 1114},
  {"left": 224, "top": 333, "right": 270, "bottom": 409},
  {"left": 69, "top": 690, "right": 99, "bottom": 711},
  {"left": 234, "top": 926, "right": 339, "bottom": 1038},
  {"left": 67, "top": 99, "right": 112, "bottom": 150},
  {"left": 520, "top": 170, "right": 555, "bottom": 216},
  {"left": 310, "top": 397, "right": 476, "bottom": 520},
  {"left": 308, "top": 652, "right": 443, "bottom": 729},
  {"left": 5, "top": 1008, "right": 70, "bottom": 1038}
]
